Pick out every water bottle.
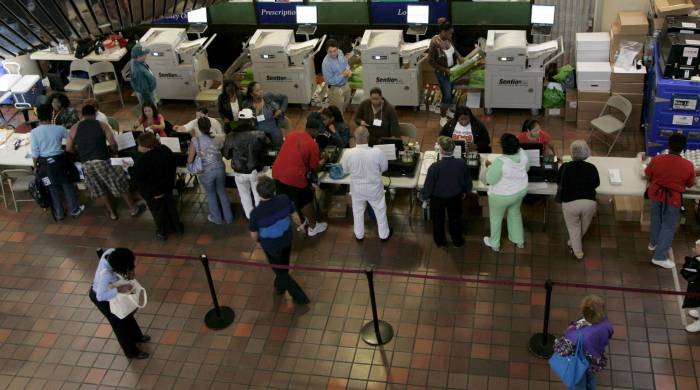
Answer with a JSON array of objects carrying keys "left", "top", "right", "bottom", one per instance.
[{"left": 434, "top": 142, "right": 440, "bottom": 160}]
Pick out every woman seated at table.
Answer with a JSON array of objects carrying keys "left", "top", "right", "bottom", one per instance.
[
  {"left": 483, "top": 133, "right": 529, "bottom": 252},
  {"left": 217, "top": 80, "right": 246, "bottom": 132},
  {"left": 517, "top": 119, "right": 555, "bottom": 155},
  {"left": 315, "top": 106, "right": 350, "bottom": 148},
  {"left": 439, "top": 106, "right": 491, "bottom": 153},
  {"left": 49, "top": 93, "right": 79, "bottom": 128},
  {"left": 133, "top": 102, "right": 166, "bottom": 137}
]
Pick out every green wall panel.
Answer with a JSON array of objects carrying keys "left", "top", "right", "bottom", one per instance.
[
  {"left": 452, "top": 2, "right": 531, "bottom": 26},
  {"left": 209, "top": 1, "right": 257, "bottom": 25}
]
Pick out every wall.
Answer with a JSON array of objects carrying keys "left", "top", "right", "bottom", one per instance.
[{"left": 595, "top": 0, "right": 649, "bottom": 32}]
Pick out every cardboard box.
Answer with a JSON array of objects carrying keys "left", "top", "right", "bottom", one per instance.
[
  {"left": 577, "top": 119, "right": 591, "bottom": 129},
  {"left": 611, "top": 82, "right": 645, "bottom": 94},
  {"left": 653, "top": 17, "right": 666, "bottom": 31},
  {"left": 545, "top": 108, "right": 562, "bottom": 117},
  {"left": 609, "top": 23, "right": 646, "bottom": 61},
  {"left": 578, "top": 100, "right": 607, "bottom": 114},
  {"left": 611, "top": 67, "right": 646, "bottom": 83},
  {"left": 626, "top": 103, "right": 643, "bottom": 129},
  {"left": 577, "top": 90, "right": 610, "bottom": 102},
  {"left": 565, "top": 89, "right": 577, "bottom": 122},
  {"left": 613, "top": 195, "right": 644, "bottom": 222},
  {"left": 617, "top": 11, "right": 649, "bottom": 35},
  {"left": 614, "top": 92, "right": 644, "bottom": 104},
  {"left": 654, "top": 0, "right": 694, "bottom": 17},
  {"left": 577, "top": 109, "right": 604, "bottom": 121}
]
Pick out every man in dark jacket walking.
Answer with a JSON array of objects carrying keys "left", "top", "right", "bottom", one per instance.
[{"left": 131, "top": 132, "right": 183, "bottom": 240}]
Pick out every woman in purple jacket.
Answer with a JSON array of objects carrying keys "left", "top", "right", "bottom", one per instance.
[{"left": 553, "top": 295, "right": 614, "bottom": 390}]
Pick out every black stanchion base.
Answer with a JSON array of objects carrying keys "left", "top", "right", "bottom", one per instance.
[
  {"left": 360, "top": 320, "right": 394, "bottom": 346},
  {"left": 204, "top": 306, "right": 235, "bottom": 330},
  {"left": 528, "top": 333, "right": 555, "bottom": 359}
]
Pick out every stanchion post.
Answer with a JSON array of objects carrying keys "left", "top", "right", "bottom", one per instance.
[
  {"left": 360, "top": 267, "right": 394, "bottom": 346},
  {"left": 200, "top": 254, "right": 235, "bottom": 330},
  {"left": 529, "top": 279, "right": 555, "bottom": 358}
]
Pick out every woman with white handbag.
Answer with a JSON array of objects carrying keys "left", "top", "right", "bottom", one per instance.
[{"left": 89, "top": 248, "right": 150, "bottom": 359}]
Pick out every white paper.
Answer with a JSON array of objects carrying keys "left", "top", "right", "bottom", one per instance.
[
  {"left": 528, "top": 182, "right": 548, "bottom": 190},
  {"left": 688, "top": 39, "right": 700, "bottom": 46},
  {"left": 672, "top": 115, "right": 694, "bottom": 126},
  {"left": 115, "top": 132, "right": 136, "bottom": 151},
  {"left": 524, "top": 149, "right": 541, "bottom": 168},
  {"left": 466, "top": 92, "right": 481, "bottom": 109},
  {"left": 682, "top": 22, "right": 697, "bottom": 28},
  {"left": 110, "top": 157, "right": 134, "bottom": 167},
  {"left": 373, "top": 144, "right": 396, "bottom": 161},
  {"left": 526, "top": 40, "right": 558, "bottom": 57},
  {"left": 453, "top": 145, "right": 462, "bottom": 158},
  {"left": 681, "top": 30, "right": 695, "bottom": 35},
  {"left": 684, "top": 47, "right": 699, "bottom": 59},
  {"left": 159, "top": 137, "right": 182, "bottom": 153}
]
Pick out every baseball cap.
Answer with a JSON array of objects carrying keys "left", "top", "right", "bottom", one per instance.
[
  {"left": 238, "top": 108, "right": 254, "bottom": 120},
  {"left": 131, "top": 44, "right": 150, "bottom": 58}
]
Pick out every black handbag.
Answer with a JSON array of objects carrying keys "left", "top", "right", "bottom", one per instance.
[{"left": 681, "top": 256, "right": 700, "bottom": 283}]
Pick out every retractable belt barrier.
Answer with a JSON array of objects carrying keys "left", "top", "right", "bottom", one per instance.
[{"left": 133, "top": 251, "right": 700, "bottom": 354}]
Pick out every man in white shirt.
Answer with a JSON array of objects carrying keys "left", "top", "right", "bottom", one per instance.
[
  {"left": 174, "top": 107, "right": 223, "bottom": 137},
  {"left": 341, "top": 126, "right": 392, "bottom": 242}
]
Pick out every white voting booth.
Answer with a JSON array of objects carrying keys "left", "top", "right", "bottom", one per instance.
[
  {"left": 248, "top": 29, "right": 326, "bottom": 105},
  {"left": 358, "top": 30, "right": 430, "bottom": 108}
]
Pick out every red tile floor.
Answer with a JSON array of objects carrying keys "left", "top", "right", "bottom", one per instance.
[{"left": 0, "top": 96, "right": 699, "bottom": 389}]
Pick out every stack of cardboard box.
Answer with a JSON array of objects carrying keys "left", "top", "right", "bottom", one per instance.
[
  {"left": 577, "top": 90, "right": 610, "bottom": 129},
  {"left": 610, "top": 11, "right": 648, "bottom": 64},
  {"left": 611, "top": 65, "right": 647, "bottom": 130}
]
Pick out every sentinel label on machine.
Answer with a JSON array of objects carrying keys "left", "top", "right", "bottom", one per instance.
[
  {"left": 375, "top": 76, "right": 403, "bottom": 84},
  {"left": 158, "top": 72, "right": 183, "bottom": 79},
  {"left": 265, "top": 75, "right": 292, "bottom": 82},
  {"left": 498, "top": 79, "right": 527, "bottom": 86}
]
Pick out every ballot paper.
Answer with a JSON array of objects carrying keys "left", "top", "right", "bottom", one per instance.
[
  {"left": 110, "top": 157, "right": 134, "bottom": 167},
  {"left": 466, "top": 92, "right": 481, "bottom": 109},
  {"left": 453, "top": 145, "right": 463, "bottom": 159},
  {"left": 159, "top": 137, "right": 181, "bottom": 153},
  {"left": 374, "top": 144, "right": 397, "bottom": 161},
  {"left": 287, "top": 39, "right": 319, "bottom": 56},
  {"left": 527, "top": 40, "right": 558, "bottom": 57},
  {"left": 524, "top": 149, "right": 541, "bottom": 168},
  {"left": 400, "top": 39, "right": 431, "bottom": 56},
  {"left": 115, "top": 132, "right": 136, "bottom": 151}
]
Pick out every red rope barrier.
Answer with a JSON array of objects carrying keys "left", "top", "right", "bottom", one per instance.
[{"left": 134, "top": 251, "right": 700, "bottom": 296}]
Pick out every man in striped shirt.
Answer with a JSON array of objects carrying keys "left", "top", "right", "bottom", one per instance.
[
  {"left": 342, "top": 127, "right": 392, "bottom": 242},
  {"left": 249, "top": 176, "right": 310, "bottom": 304}
]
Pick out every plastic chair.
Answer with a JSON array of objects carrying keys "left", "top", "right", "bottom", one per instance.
[
  {"left": 397, "top": 122, "right": 419, "bottom": 140},
  {"left": 89, "top": 61, "right": 124, "bottom": 107},
  {"left": 64, "top": 59, "right": 92, "bottom": 95},
  {"left": 588, "top": 94, "right": 632, "bottom": 156},
  {"left": 195, "top": 68, "right": 223, "bottom": 104},
  {"left": 1, "top": 168, "right": 35, "bottom": 212}
]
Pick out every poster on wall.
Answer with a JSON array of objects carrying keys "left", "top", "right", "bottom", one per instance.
[{"left": 370, "top": 0, "right": 447, "bottom": 25}]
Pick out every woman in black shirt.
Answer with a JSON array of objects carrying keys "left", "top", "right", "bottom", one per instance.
[
  {"left": 557, "top": 140, "right": 600, "bottom": 260},
  {"left": 439, "top": 106, "right": 491, "bottom": 153}
]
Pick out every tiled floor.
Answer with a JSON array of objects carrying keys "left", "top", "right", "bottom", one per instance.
[{"left": 0, "top": 94, "right": 698, "bottom": 390}]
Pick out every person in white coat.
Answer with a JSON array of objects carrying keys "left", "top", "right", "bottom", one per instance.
[{"left": 342, "top": 127, "right": 392, "bottom": 241}]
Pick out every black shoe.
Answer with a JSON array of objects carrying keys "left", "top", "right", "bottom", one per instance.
[
  {"left": 453, "top": 241, "right": 465, "bottom": 248},
  {"left": 140, "top": 335, "right": 151, "bottom": 343},
  {"left": 355, "top": 236, "right": 364, "bottom": 242},
  {"left": 130, "top": 351, "right": 149, "bottom": 360},
  {"left": 130, "top": 204, "right": 146, "bottom": 218},
  {"left": 293, "top": 296, "right": 310, "bottom": 305},
  {"left": 55, "top": 215, "right": 65, "bottom": 222},
  {"left": 380, "top": 228, "right": 393, "bottom": 243},
  {"left": 155, "top": 233, "right": 167, "bottom": 241}
]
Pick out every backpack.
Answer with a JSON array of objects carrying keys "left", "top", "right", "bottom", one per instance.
[{"left": 29, "top": 177, "right": 51, "bottom": 209}]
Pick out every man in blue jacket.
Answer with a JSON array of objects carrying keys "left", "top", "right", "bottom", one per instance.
[{"left": 129, "top": 45, "right": 157, "bottom": 107}]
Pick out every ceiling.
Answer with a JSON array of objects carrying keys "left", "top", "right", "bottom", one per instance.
[{"left": 0, "top": 0, "right": 221, "bottom": 59}]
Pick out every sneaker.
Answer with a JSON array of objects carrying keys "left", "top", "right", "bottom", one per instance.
[
  {"left": 483, "top": 236, "right": 499, "bottom": 252},
  {"left": 439, "top": 117, "right": 448, "bottom": 127},
  {"left": 648, "top": 243, "right": 657, "bottom": 251},
  {"left": 686, "top": 319, "right": 700, "bottom": 333},
  {"left": 515, "top": 243, "right": 525, "bottom": 249},
  {"left": 651, "top": 259, "right": 675, "bottom": 269},
  {"left": 70, "top": 205, "right": 85, "bottom": 217},
  {"left": 207, "top": 215, "right": 222, "bottom": 225},
  {"left": 307, "top": 222, "right": 328, "bottom": 237},
  {"left": 689, "top": 309, "right": 699, "bottom": 319}
]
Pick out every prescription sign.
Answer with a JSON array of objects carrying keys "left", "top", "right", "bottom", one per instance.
[
  {"left": 256, "top": 2, "right": 299, "bottom": 24},
  {"left": 370, "top": 0, "right": 447, "bottom": 25}
]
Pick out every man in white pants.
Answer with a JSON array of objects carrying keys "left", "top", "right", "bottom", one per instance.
[{"left": 342, "top": 127, "right": 392, "bottom": 241}]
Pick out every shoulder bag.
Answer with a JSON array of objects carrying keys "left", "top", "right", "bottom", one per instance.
[
  {"left": 108, "top": 273, "right": 148, "bottom": 319},
  {"left": 187, "top": 137, "right": 204, "bottom": 175},
  {"left": 549, "top": 332, "right": 589, "bottom": 387}
]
